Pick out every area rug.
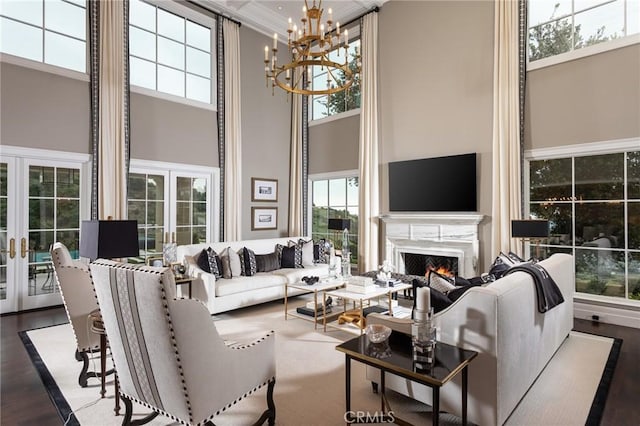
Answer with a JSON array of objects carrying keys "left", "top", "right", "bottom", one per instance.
[{"left": 21, "top": 300, "right": 620, "bottom": 426}]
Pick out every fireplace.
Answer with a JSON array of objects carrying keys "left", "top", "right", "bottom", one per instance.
[
  {"left": 403, "top": 252, "right": 458, "bottom": 277},
  {"left": 380, "top": 212, "right": 484, "bottom": 278}
]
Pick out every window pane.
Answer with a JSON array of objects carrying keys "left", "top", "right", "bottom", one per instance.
[
  {"left": 575, "top": 0, "right": 613, "bottom": 13},
  {"left": 528, "top": 18, "right": 573, "bottom": 61},
  {"left": 158, "top": 64, "right": 184, "bottom": 97},
  {"left": 176, "top": 227, "right": 190, "bottom": 245},
  {"left": 329, "top": 179, "right": 346, "bottom": 206},
  {"left": 312, "top": 96, "right": 328, "bottom": 120},
  {"left": 128, "top": 201, "right": 145, "bottom": 224},
  {"left": 29, "top": 166, "right": 54, "bottom": 197},
  {"left": 176, "top": 202, "right": 189, "bottom": 226},
  {"left": 29, "top": 199, "right": 54, "bottom": 229},
  {"left": 147, "top": 174, "right": 164, "bottom": 200},
  {"left": 628, "top": 151, "right": 640, "bottom": 199},
  {"left": 312, "top": 206, "right": 328, "bottom": 231},
  {"left": 192, "top": 178, "right": 206, "bottom": 201},
  {"left": 130, "top": 26, "right": 155, "bottom": 61},
  {"left": 629, "top": 202, "right": 640, "bottom": 250},
  {"left": 186, "top": 46, "right": 209, "bottom": 77},
  {"left": 0, "top": 0, "right": 43, "bottom": 26},
  {"left": 128, "top": 173, "right": 146, "bottom": 199},
  {"left": 192, "top": 203, "right": 206, "bottom": 225},
  {"left": 313, "top": 180, "right": 328, "bottom": 206},
  {"left": 629, "top": 252, "right": 640, "bottom": 300},
  {"left": 130, "top": 0, "right": 155, "bottom": 32},
  {"left": 186, "top": 20, "right": 209, "bottom": 51},
  {"left": 147, "top": 201, "right": 164, "bottom": 226},
  {"left": 528, "top": 0, "right": 572, "bottom": 26},
  {"left": 45, "top": 0, "right": 85, "bottom": 40},
  {"left": 157, "top": 8, "right": 183, "bottom": 42},
  {"left": 56, "top": 199, "right": 79, "bottom": 229},
  {"left": 186, "top": 74, "right": 210, "bottom": 103},
  {"left": 530, "top": 202, "right": 573, "bottom": 245},
  {"left": 57, "top": 230, "right": 79, "bottom": 254},
  {"left": 575, "top": 248, "right": 625, "bottom": 297},
  {"left": 56, "top": 168, "right": 79, "bottom": 198},
  {"left": 0, "top": 163, "right": 6, "bottom": 197},
  {"left": 158, "top": 36, "right": 184, "bottom": 69},
  {"left": 576, "top": 202, "right": 624, "bottom": 247},
  {"left": 44, "top": 31, "right": 85, "bottom": 72},
  {"left": 313, "top": 73, "right": 328, "bottom": 91},
  {"left": 192, "top": 226, "right": 206, "bottom": 244},
  {"left": 0, "top": 17, "right": 43, "bottom": 61},
  {"left": 130, "top": 56, "right": 156, "bottom": 90},
  {"left": 574, "top": 1, "right": 624, "bottom": 49},
  {"left": 575, "top": 154, "right": 624, "bottom": 200},
  {"left": 176, "top": 177, "right": 191, "bottom": 201},
  {"left": 629, "top": 0, "right": 640, "bottom": 35},
  {"left": 347, "top": 177, "right": 358, "bottom": 206}
]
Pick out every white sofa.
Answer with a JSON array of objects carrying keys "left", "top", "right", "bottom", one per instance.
[
  {"left": 177, "top": 237, "right": 331, "bottom": 315},
  {"left": 367, "top": 253, "right": 575, "bottom": 426}
]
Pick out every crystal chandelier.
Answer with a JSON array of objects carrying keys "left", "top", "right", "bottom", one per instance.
[{"left": 264, "top": 0, "right": 360, "bottom": 96}]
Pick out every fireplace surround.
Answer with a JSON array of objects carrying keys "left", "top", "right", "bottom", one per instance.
[{"left": 380, "top": 212, "right": 485, "bottom": 278}]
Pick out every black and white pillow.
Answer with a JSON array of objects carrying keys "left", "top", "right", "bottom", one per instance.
[
  {"left": 206, "top": 247, "right": 222, "bottom": 279},
  {"left": 280, "top": 245, "right": 303, "bottom": 268},
  {"left": 239, "top": 247, "right": 257, "bottom": 276},
  {"left": 196, "top": 249, "right": 211, "bottom": 273},
  {"left": 313, "top": 239, "right": 328, "bottom": 264},
  {"left": 427, "top": 270, "right": 456, "bottom": 294}
]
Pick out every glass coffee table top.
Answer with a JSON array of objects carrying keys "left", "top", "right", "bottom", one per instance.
[{"left": 336, "top": 331, "right": 478, "bottom": 386}]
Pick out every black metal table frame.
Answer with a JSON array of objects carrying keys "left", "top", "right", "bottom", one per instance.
[{"left": 343, "top": 353, "right": 469, "bottom": 426}]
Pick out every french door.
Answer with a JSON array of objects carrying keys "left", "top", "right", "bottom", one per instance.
[{"left": 0, "top": 147, "right": 90, "bottom": 313}]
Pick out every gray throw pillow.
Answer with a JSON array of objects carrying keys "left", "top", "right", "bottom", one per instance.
[{"left": 256, "top": 252, "right": 280, "bottom": 272}]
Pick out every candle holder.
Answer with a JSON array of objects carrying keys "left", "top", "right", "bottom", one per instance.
[{"left": 411, "top": 307, "right": 436, "bottom": 367}]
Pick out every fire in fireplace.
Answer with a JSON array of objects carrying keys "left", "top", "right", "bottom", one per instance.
[{"left": 403, "top": 253, "right": 458, "bottom": 277}]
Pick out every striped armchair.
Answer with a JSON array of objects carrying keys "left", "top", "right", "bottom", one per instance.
[{"left": 89, "top": 259, "right": 276, "bottom": 426}]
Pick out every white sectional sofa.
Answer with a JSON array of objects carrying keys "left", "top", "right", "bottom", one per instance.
[
  {"left": 177, "top": 237, "right": 331, "bottom": 315},
  {"left": 367, "top": 253, "right": 575, "bottom": 426}
]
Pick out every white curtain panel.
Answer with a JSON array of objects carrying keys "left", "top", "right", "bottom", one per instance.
[
  {"left": 491, "top": 0, "right": 522, "bottom": 256},
  {"left": 223, "top": 19, "right": 243, "bottom": 241},
  {"left": 98, "top": 0, "right": 127, "bottom": 220},
  {"left": 358, "top": 13, "right": 380, "bottom": 272},
  {"left": 288, "top": 79, "right": 304, "bottom": 236}
]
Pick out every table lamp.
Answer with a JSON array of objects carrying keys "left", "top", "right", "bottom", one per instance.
[
  {"left": 511, "top": 219, "right": 549, "bottom": 260},
  {"left": 80, "top": 220, "right": 140, "bottom": 261}
]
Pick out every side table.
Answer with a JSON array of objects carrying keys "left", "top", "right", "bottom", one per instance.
[
  {"left": 174, "top": 275, "right": 194, "bottom": 299},
  {"left": 89, "top": 310, "right": 120, "bottom": 416}
]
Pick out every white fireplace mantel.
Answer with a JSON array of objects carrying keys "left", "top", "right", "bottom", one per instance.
[{"left": 380, "top": 212, "right": 485, "bottom": 277}]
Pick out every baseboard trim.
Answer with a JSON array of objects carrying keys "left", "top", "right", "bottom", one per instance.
[{"left": 574, "top": 300, "right": 640, "bottom": 329}]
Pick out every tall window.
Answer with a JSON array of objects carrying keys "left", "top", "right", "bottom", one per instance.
[
  {"left": 528, "top": 149, "right": 640, "bottom": 301},
  {"left": 0, "top": 0, "right": 87, "bottom": 73},
  {"left": 528, "top": 0, "right": 640, "bottom": 62},
  {"left": 129, "top": 0, "right": 214, "bottom": 104},
  {"left": 310, "top": 38, "right": 361, "bottom": 120},
  {"left": 175, "top": 176, "right": 207, "bottom": 245},
  {"left": 311, "top": 176, "right": 359, "bottom": 264}
]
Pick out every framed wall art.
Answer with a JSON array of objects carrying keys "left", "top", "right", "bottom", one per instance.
[
  {"left": 251, "top": 207, "right": 278, "bottom": 230},
  {"left": 251, "top": 177, "right": 278, "bottom": 202}
]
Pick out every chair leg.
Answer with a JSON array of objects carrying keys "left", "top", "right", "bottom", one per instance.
[
  {"left": 252, "top": 378, "right": 276, "bottom": 426},
  {"left": 76, "top": 349, "right": 115, "bottom": 387},
  {"left": 121, "top": 395, "right": 160, "bottom": 426}
]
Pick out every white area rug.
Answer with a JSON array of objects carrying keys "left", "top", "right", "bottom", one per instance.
[{"left": 23, "top": 300, "right": 618, "bottom": 426}]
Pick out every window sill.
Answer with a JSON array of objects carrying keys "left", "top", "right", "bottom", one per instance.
[
  {"left": 309, "top": 108, "right": 360, "bottom": 127},
  {"left": 527, "top": 33, "right": 640, "bottom": 71}
]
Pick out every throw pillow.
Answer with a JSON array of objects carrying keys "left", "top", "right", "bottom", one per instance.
[
  {"left": 280, "top": 245, "right": 298, "bottom": 268},
  {"left": 206, "top": 247, "right": 221, "bottom": 279},
  {"left": 448, "top": 285, "right": 477, "bottom": 302},
  {"left": 256, "top": 252, "right": 280, "bottom": 272},
  {"left": 240, "top": 247, "right": 257, "bottom": 277},
  {"left": 220, "top": 247, "right": 242, "bottom": 277},
  {"left": 427, "top": 270, "right": 456, "bottom": 294},
  {"left": 298, "top": 238, "right": 315, "bottom": 267},
  {"left": 196, "top": 249, "right": 211, "bottom": 273},
  {"left": 220, "top": 255, "right": 232, "bottom": 279},
  {"left": 313, "top": 239, "right": 328, "bottom": 264},
  {"left": 412, "top": 278, "right": 452, "bottom": 313}
]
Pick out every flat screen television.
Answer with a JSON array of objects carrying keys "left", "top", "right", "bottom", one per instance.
[{"left": 388, "top": 153, "right": 477, "bottom": 212}]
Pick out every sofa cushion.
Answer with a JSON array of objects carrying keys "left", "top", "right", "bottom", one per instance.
[
  {"left": 220, "top": 256, "right": 232, "bottom": 279},
  {"left": 239, "top": 247, "right": 257, "bottom": 277},
  {"left": 255, "top": 252, "right": 280, "bottom": 272},
  {"left": 427, "top": 270, "right": 456, "bottom": 293},
  {"left": 298, "top": 239, "right": 315, "bottom": 266},
  {"left": 271, "top": 264, "right": 328, "bottom": 283},
  {"left": 215, "top": 273, "right": 287, "bottom": 297},
  {"left": 220, "top": 247, "right": 241, "bottom": 278}
]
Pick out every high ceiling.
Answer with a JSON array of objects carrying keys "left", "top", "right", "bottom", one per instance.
[{"left": 202, "top": 0, "right": 387, "bottom": 39}]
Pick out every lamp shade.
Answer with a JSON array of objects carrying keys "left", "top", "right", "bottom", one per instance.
[
  {"left": 511, "top": 220, "right": 550, "bottom": 238},
  {"left": 328, "top": 218, "right": 351, "bottom": 231},
  {"left": 80, "top": 220, "right": 140, "bottom": 260}
]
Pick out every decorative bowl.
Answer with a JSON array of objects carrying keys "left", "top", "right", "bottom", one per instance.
[{"left": 365, "top": 324, "right": 392, "bottom": 343}]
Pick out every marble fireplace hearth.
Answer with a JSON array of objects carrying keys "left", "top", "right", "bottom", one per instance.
[{"left": 380, "top": 212, "right": 485, "bottom": 278}]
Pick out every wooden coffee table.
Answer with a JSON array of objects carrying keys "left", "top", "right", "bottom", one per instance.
[{"left": 336, "top": 331, "right": 478, "bottom": 425}]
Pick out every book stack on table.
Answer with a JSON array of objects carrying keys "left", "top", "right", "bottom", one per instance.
[{"left": 345, "top": 276, "right": 377, "bottom": 294}]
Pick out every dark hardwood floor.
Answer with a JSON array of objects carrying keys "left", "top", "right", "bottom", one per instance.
[{"left": 1, "top": 307, "right": 639, "bottom": 425}]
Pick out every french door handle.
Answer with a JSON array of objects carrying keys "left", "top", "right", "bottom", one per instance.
[
  {"left": 20, "top": 238, "right": 33, "bottom": 259},
  {"left": 0, "top": 238, "right": 16, "bottom": 259}
]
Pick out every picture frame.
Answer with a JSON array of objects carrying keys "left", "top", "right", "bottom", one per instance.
[
  {"left": 251, "top": 178, "right": 278, "bottom": 202},
  {"left": 251, "top": 207, "right": 278, "bottom": 230}
]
